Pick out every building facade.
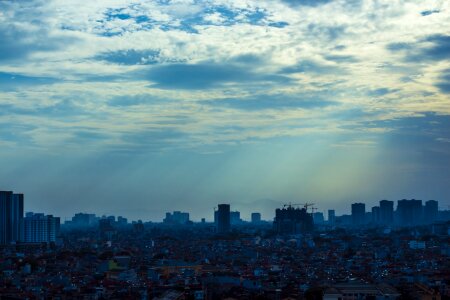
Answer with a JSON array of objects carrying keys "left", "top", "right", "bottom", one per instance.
[
  {"left": 0, "top": 191, "right": 24, "bottom": 245},
  {"left": 379, "top": 200, "right": 394, "bottom": 225},
  {"left": 22, "top": 212, "right": 60, "bottom": 243},
  {"left": 351, "top": 203, "right": 366, "bottom": 226},
  {"left": 217, "top": 204, "right": 230, "bottom": 233}
]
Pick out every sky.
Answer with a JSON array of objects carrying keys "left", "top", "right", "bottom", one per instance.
[{"left": 0, "top": 0, "right": 449, "bottom": 222}]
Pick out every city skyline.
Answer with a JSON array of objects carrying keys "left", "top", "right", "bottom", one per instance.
[
  {"left": 2, "top": 188, "right": 447, "bottom": 223},
  {"left": 1, "top": 0, "right": 450, "bottom": 220}
]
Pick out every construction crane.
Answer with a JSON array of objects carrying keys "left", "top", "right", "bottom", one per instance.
[{"left": 282, "top": 202, "right": 316, "bottom": 212}]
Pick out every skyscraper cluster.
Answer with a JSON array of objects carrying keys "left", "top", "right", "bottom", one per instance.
[
  {"left": 0, "top": 190, "right": 60, "bottom": 245},
  {"left": 351, "top": 199, "right": 441, "bottom": 227}
]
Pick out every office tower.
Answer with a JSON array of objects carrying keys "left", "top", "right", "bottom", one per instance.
[
  {"left": 217, "top": 204, "right": 230, "bottom": 233},
  {"left": 230, "top": 211, "right": 242, "bottom": 225},
  {"left": 397, "top": 199, "right": 423, "bottom": 227},
  {"left": 313, "top": 212, "right": 324, "bottom": 224},
  {"left": 251, "top": 212, "right": 261, "bottom": 223},
  {"left": 273, "top": 205, "right": 314, "bottom": 234},
  {"left": 424, "top": 200, "right": 438, "bottom": 224},
  {"left": 371, "top": 206, "right": 380, "bottom": 224},
  {"left": 328, "top": 210, "right": 336, "bottom": 226},
  {"left": 0, "top": 191, "right": 24, "bottom": 245},
  {"left": 379, "top": 200, "right": 394, "bottom": 225},
  {"left": 22, "top": 212, "right": 60, "bottom": 243},
  {"left": 351, "top": 203, "right": 366, "bottom": 226}
]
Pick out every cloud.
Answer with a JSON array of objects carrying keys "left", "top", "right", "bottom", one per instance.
[
  {"left": 142, "top": 62, "right": 291, "bottom": 89},
  {"left": 420, "top": 10, "right": 440, "bottom": 16},
  {"left": 367, "top": 88, "right": 399, "bottom": 97},
  {"left": 435, "top": 70, "right": 450, "bottom": 94},
  {"left": 0, "top": 100, "right": 88, "bottom": 118},
  {"left": 280, "top": 60, "right": 345, "bottom": 75},
  {"left": 0, "top": 72, "right": 58, "bottom": 90},
  {"left": 202, "top": 93, "right": 338, "bottom": 111},
  {"left": 280, "top": 0, "right": 334, "bottom": 7},
  {"left": 0, "top": 3, "right": 76, "bottom": 63},
  {"left": 324, "top": 54, "right": 359, "bottom": 63},
  {"left": 108, "top": 94, "right": 170, "bottom": 107},
  {"left": 95, "top": 49, "right": 160, "bottom": 65},
  {"left": 387, "top": 34, "right": 450, "bottom": 62}
]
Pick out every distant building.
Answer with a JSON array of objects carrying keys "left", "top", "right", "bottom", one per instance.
[
  {"left": 0, "top": 191, "right": 24, "bottom": 245},
  {"left": 328, "top": 210, "right": 335, "bottom": 226},
  {"left": 351, "top": 203, "right": 365, "bottom": 226},
  {"left": 397, "top": 199, "right": 423, "bottom": 227},
  {"left": 117, "top": 216, "right": 128, "bottom": 226},
  {"left": 22, "top": 212, "right": 60, "bottom": 243},
  {"left": 251, "top": 212, "right": 261, "bottom": 223},
  {"left": 164, "top": 211, "right": 190, "bottom": 225},
  {"left": 217, "top": 204, "right": 230, "bottom": 233},
  {"left": 313, "top": 212, "right": 324, "bottom": 224},
  {"left": 99, "top": 217, "right": 115, "bottom": 231},
  {"left": 70, "top": 213, "right": 97, "bottom": 228},
  {"left": 230, "top": 211, "right": 242, "bottom": 225},
  {"left": 424, "top": 200, "right": 438, "bottom": 224},
  {"left": 273, "top": 205, "right": 313, "bottom": 234},
  {"left": 379, "top": 200, "right": 394, "bottom": 225},
  {"left": 371, "top": 206, "right": 380, "bottom": 224}
]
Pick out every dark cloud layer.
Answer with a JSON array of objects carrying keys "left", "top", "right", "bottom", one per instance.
[
  {"left": 435, "top": 70, "right": 450, "bottom": 94},
  {"left": 143, "top": 62, "right": 291, "bottom": 89},
  {"left": 387, "top": 34, "right": 450, "bottom": 62}
]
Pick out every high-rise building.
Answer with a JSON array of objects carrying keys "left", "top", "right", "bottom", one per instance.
[
  {"left": 217, "top": 204, "right": 230, "bottom": 233},
  {"left": 397, "top": 199, "right": 423, "bottom": 227},
  {"left": 379, "top": 200, "right": 394, "bottom": 225},
  {"left": 424, "top": 200, "right": 438, "bottom": 224},
  {"left": 230, "top": 211, "right": 242, "bottom": 225},
  {"left": 251, "top": 212, "right": 261, "bottom": 223},
  {"left": 117, "top": 216, "right": 128, "bottom": 226},
  {"left": 371, "top": 206, "right": 380, "bottom": 224},
  {"left": 70, "top": 213, "right": 97, "bottom": 228},
  {"left": 0, "top": 191, "right": 24, "bottom": 245},
  {"left": 351, "top": 203, "right": 366, "bottom": 226},
  {"left": 163, "top": 211, "right": 190, "bottom": 225},
  {"left": 22, "top": 212, "right": 60, "bottom": 243},
  {"left": 328, "top": 210, "right": 335, "bottom": 227},
  {"left": 313, "top": 212, "right": 324, "bottom": 224},
  {"left": 273, "top": 205, "right": 314, "bottom": 234}
]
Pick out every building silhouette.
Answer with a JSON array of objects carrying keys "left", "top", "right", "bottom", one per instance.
[
  {"left": 251, "top": 212, "right": 261, "bottom": 223},
  {"left": 230, "top": 211, "right": 242, "bottom": 225},
  {"left": 0, "top": 191, "right": 24, "bottom": 245},
  {"left": 351, "top": 203, "right": 366, "bottom": 226},
  {"left": 23, "top": 212, "right": 60, "bottom": 243},
  {"left": 273, "top": 205, "right": 313, "bottom": 234},
  {"left": 379, "top": 200, "right": 394, "bottom": 225},
  {"left": 328, "top": 210, "right": 335, "bottom": 227},
  {"left": 397, "top": 199, "right": 422, "bottom": 227},
  {"left": 371, "top": 206, "right": 380, "bottom": 224},
  {"left": 164, "top": 211, "right": 190, "bottom": 225},
  {"left": 216, "top": 204, "right": 230, "bottom": 233},
  {"left": 313, "top": 212, "right": 324, "bottom": 224},
  {"left": 424, "top": 200, "right": 438, "bottom": 224}
]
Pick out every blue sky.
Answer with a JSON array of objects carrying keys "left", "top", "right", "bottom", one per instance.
[{"left": 0, "top": 0, "right": 449, "bottom": 221}]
